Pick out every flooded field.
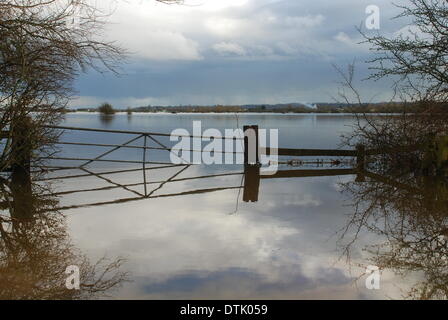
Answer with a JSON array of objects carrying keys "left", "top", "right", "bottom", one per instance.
[{"left": 1, "top": 113, "right": 438, "bottom": 299}]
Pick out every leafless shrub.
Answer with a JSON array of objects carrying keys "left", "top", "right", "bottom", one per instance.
[{"left": 334, "top": 61, "right": 448, "bottom": 174}]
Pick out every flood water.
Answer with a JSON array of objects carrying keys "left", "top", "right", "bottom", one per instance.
[{"left": 2, "top": 113, "right": 445, "bottom": 299}]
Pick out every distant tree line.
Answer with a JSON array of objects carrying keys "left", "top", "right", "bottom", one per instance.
[{"left": 70, "top": 102, "right": 448, "bottom": 114}]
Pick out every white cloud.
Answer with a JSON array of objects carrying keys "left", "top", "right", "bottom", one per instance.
[
  {"left": 212, "top": 42, "right": 247, "bottom": 56},
  {"left": 283, "top": 14, "right": 325, "bottom": 28},
  {"left": 393, "top": 24, "right": 426, "bottom": 39},
  {"left": 334, "top": 31, "right": 355, "bottom": 46},
  {"left": 184, "top": 0, "right": 250, "bottom": 12},
  {"left": 101, "top": 0, "right": 203, "bottom": 61},
  {"left": 128, "top": 30, "right": 202, "bottom": 61},
  {"left": 97, "top": 0, "right": 363, "bottom": 62},
  {"left": 204, "top": 17, "right": 247, "bottom": 37}
]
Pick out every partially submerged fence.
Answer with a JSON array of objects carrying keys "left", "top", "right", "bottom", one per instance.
[
  {"left": 0, "top": 124, "right": 397, "bottom": 210},
  {"left": 1, "top": 124, "right": 371, "bottom": 172}
]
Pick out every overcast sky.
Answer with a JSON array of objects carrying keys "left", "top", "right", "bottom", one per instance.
[{"left": 71, "top": 0, "right": 410, "bottom": 108}]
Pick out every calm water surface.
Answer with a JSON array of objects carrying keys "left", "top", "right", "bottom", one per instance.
[{"left": 4, "top": 113, "right": 433, "bottom": 299}]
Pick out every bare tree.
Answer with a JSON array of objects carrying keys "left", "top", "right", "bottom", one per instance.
[
  {"left": 362, "top": 0, "right": 448, "bottom": 104},
  {"left": 0, "top": 0, "right": 125, "bottom": 171},
  {"left": 0, "top": 0, "right": 182, "bottom": 172}
]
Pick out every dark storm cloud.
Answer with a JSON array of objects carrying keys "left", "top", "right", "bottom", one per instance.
[
  {"left": 140, "top": 266, "right": 352, "bottom": 298},
  {"left": 72, "top": 0, "right": 408, "bottom": 107}
]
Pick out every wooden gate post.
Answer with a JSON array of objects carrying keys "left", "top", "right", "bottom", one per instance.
[
  {"left": 243, "top": 164, "right": 260, "bottom": 202},
  {"left": 243, "top": 125, "right": 261, "bottom": 201},
  {"left": 244, "top": 125, "right": 259, "bottom": 165}
]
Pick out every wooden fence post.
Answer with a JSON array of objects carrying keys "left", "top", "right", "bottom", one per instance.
[
  {"left": 11, "top": 116, "right": 32, "bottom": 174},
  {"left": 244, "top": 125, "right": 259, "bottom": 165},
  {"left": 9, "top": 116, "right": 33, "bottom": 221},
  {"left": 422, "top": 135, "right": 448, "bottom": 176},
  {"left": 10, "top": 163, "right": 33, "bottom": 221},
  {"left": 356, "top": 144, "right": 365, "bottom": 170}
]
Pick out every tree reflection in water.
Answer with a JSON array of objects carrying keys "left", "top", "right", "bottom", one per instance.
[
  {"left": 339, "top": 168, "right": 448, "bottom": 299},
  {"left": 99, "top": 114, "right": 115, "bottom": 127},
  {"left": 0, "top": 169, "right": 129, "bottom": 300}
]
